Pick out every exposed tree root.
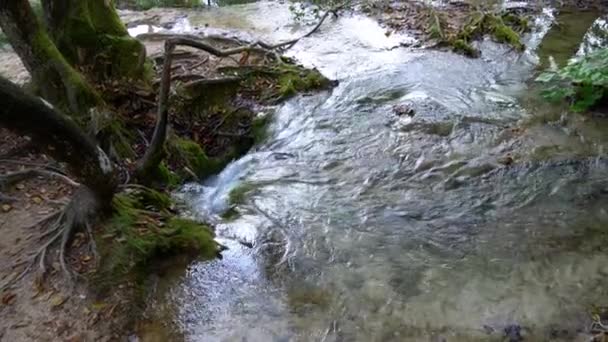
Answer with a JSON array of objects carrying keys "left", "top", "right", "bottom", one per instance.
[
  {"left": 0, "top": 168, "right": 80, "bottom": 189},
  {"left": 1, "top": 186, "right": 101, "bottom": 291}
]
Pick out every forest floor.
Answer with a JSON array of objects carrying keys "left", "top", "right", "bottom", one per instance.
[{"left": 0, "top": 129, "right": 130, "bottom": 342}]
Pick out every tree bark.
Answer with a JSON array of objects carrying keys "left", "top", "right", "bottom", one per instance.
[
  {"left": 0, "top": 76, "right": 116, "bottom": 205},
  {"left": 41, "top": 0, "right": 149, "bottom": 82},
  {"left": 0, "top": 0, "right": 102, "bottom": 115}
]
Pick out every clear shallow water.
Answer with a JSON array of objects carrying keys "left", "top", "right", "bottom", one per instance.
[{"left": 140, "top": 3, "right": 608, "bottom": 341}]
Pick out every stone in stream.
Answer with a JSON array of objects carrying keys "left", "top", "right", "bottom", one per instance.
[{"left": 392, "top": 103, "right": 416, "bottom": 117}]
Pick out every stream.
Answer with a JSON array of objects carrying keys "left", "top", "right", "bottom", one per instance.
[{"left": 130, "top": 3, "right": 608, "bottom": 341}]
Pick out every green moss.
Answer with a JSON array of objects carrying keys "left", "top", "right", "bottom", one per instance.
[
  {"left": 501, "top": 13, "right": 530, "bottom": 33},
  {"left": 168, "top": 137, "right": 223, "bottom": 179},
  {"left": 427, "top": 9, "right": 446, "bottom": 40},
  {"left": 447, "top": 11, "right": 528, "bottom": 57},
  {"left": 220, "top": 208, "right": 240, "bottom": 221},
  {"left": 94, "top": 189, "right": 219, "bottom": 291},
  {"left": 94, "top": 113, "right": 136, "bottom": 158},
  {"left": 219, "top": 63, "right": 335, "bottom": 103},
  {"left": 30, "top": 26, "right": 102, "bottom": 114},
  {"left": 488, "top": 16, "right": 525, "bottom": 51},
  {"left": 100, "top": 34, "right": 147, "bottom": 79},
  {"left": 251, "top": 114, "right": 271, "bottom": 144},
  {"left": 275, "top": 66, "right": 332, "bottom": 101},
  {"left": 451, "top": 39, "right": 480, "bottom": 58},
  {"left": 53, "top": 0, "right": 149, "bottom": 82},
  {"left": 228, "top": 182, "right": 257, "bottom": 206},
  {"left": 155, "top": 162, "right": 181, "bottom": 188},
  {"left": 0, "top": 31, "right": 7, "bottom": 48}
]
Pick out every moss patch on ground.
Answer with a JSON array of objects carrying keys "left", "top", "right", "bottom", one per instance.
[
  {"left": 373, "top": 1, "right": 533, "bottom": 58},
  {"left": 219, "top": 62, "right": 336, "bottom": 103},
  {"left": 94, "top": 188, "right": 220, "bottom": 292},
  {"left": 166, "top": 61, "right": 334, "bottom": 182},
  {"left": 441, "top": 11, "right": 530, "bottom": 56}
]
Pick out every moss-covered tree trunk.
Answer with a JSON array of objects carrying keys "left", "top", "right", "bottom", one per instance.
[
  {"left": 0, "top": 0, "right": 102, "bottom": 115},
  {"left": 41, "top": 0, "right": 150, "bottom": 82}
]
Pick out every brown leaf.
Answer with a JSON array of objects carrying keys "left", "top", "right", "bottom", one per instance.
[
  {"left": 1, "top": 204, "right": 12, "bottom": 212},
  {"left": 1, "top": 292, "right": 16, "bottom": 305}
]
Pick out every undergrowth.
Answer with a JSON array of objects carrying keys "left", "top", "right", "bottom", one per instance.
[{"left": 537, "top": 48, "right": 608, "bottom": 112}]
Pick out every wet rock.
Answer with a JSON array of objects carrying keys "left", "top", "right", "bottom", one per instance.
[
  {"left": 498, "top": 153, "right": 514, "bottom": 166},
  {"left": 504, "top": 324, "right": 523, "bottom": 342},
  {"left": 392, "top": 103, "right": 415, "bottom": 117}
]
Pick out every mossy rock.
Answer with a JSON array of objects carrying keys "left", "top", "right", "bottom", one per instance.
[
  {"left": 447, "top": 11, "right": 529, "bottom": 57},
  {"left": 167, "top": 137, "right": 225, "bottom": 180},
  {"left": 228, "top": 181, "right": 258, "bottom": 206},
  {"left": 180, "top": 77, "right": 242, "bottom": 112},
  {"left": 451, "top": 39, "right": 480, "bottom": 58},
  {"left": 486, "top": 15, "right": 525, "bottom": 51},
  {"left": 219, "top": 62, "right": 336, "bottom": 103},
  {"left": 251, "top": 114, "right": 271, "bottom": 144},
  {"left": 154, "top": 162, "right": 181, "bottom": 188},
  {"left": 221, "top": 181, "right": 259, "bottom": 221}
]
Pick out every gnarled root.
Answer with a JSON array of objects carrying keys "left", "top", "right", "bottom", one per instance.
[
  {"left": 1, "top": 186, "right": 102, "bottom": 290},
  {"left": 0, "top": 168, "right": 80, "bottom": 189}
]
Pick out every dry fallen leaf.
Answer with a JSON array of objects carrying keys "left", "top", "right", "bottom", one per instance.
[
  {"left": 1, "top": 292, "right": 17, "bottom": 305},
  {"left": 32, "top": 196, "right": 43, "bottom": 204},
  {"left": 1, "top": 204, "right": 12, "bottom": 212}
]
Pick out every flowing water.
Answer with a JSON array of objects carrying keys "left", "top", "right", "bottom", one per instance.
[{"left": 132, "top": 4, "right": 608, "bottom": 341}]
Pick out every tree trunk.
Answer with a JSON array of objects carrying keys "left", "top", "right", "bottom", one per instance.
[
  {"left": 136, "top": 41, "right": 174, "bottom": 182},
  {"left": 0, "top": 76, "right": 116, "bottom": 205},
  {"left": 0, "top": 0, "right": 102, "bottom": 115},
  {"left": 41, "top": 0, "right": 150, "bottom": 82}
]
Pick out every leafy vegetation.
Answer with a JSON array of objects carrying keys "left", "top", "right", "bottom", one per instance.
[{"left": 536, "top": 48, "right": 608, "bottom": 112}]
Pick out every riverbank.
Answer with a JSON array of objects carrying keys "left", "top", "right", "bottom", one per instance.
[
  {"left": 0, "top": 7, "right": 335, "bottom": 340},
  {"left": 126, "top": 2, "right": 608, "bottom": 341}
]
